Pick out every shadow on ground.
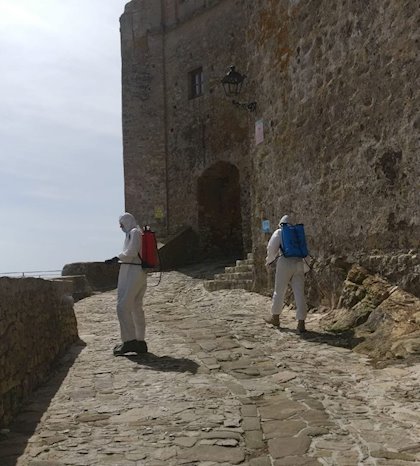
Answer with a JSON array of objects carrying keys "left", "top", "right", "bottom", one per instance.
[
  {"left": 268, "top": 325, "right": 364, "bottom": 350},
  {"left": 127, "top": 352, "right": 200, "bottom": 374},
  {"left": 298, "top": 329, "right": 364, "bottom": 350},
  {"left": 0, "top": 339, "right": 86, "bottom": 466},
  {"left": 177, "top": 259, "right": 236, "bottom": 280},
  {"left": 265, "top": 319, "right": 366, "bottom": 353}
]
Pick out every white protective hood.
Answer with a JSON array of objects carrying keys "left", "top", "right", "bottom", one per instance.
[
  {"left": 278, "top": 215, "right": 290, "bottom": 226},
  {"left": 119, "top": 212, "right": 139, "bottom": 234}
]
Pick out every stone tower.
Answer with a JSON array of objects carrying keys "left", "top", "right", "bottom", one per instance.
[
  {"left": 120, "top": 0, "right": 253, "bottom": 258},
  {"left": 120, "top": 0, "right": 167, "bottom": 234}
]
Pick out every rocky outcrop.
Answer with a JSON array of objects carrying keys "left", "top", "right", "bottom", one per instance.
[
  {"left": 301, "top": 250, "right": 419, "bottom": 315},
  {"left": 359, "top": 251, "right": 419, "bottom": 298},
  {"left": 355, "top": 286, "right": 420, "bottom": 361},
  {"left": 319, "top": 265, "right": 420, "bottom": 361}
]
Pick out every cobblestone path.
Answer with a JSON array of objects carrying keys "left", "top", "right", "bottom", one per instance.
[{"left": 1, "top": 266, "right": 419, "bottom": 466}]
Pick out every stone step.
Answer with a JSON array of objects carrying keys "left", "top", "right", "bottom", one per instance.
[
  {"left": 236, "top": 259, "right": 254, "bottom": 266},
  {"left": 205, "top": 252, "right": 254, "bottom": 292},
  {"left": 214, "top": 272, "right": 253, "bottom": 281},
  {"left": 204, "top": 279, "right": 253, "bottom": 292},
  {"left": 229, "top": 280, "right": 253, "bottom": 291},
  {"left": 247, "top": 252, "right": 253, "bottom": 261},
  {"left": 225, "top": 265, "right": 253, "bottom": 273}
]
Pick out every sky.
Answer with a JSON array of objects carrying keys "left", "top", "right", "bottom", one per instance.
[{"left": 0, "top": 0, "right": 129, "bottom": 274}]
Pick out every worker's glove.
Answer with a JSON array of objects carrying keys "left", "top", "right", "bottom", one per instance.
[{"left": 105, "top": 256, "right": 119, "bottom": 264}]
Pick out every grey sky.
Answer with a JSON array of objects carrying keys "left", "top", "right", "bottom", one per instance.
[{"left": 0, "top": 0, "right": 129, "bottom": 274}]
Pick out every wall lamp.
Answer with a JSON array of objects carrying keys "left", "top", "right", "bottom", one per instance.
[{"left": 221, "top": 65, "right": 257, "bottom": 112}]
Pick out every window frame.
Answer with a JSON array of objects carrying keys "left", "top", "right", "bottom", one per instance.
[{"left": 188, "top": 67, "right": 204, "bottom": 99}]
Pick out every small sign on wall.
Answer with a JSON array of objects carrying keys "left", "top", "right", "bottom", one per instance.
[
  {"left": 154, "top": 206, "right": 164, "bottom": 220},
  {"left": 262, "top": 219, "right": 271, "bottom": 233},
  {"left": 255, "top": 119, "right": 264, "bottom": 145}
]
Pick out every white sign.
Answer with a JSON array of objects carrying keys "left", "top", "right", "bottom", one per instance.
[
  {"left": 262, "top": 219, "right": 271, "bottom": 233},
  {"left": 255, "top": 119, "right": 264, "bottom": 145}
]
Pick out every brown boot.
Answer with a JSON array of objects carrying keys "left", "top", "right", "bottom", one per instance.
[
  {"left": 297, "top": 320, "right": 306, "bottom": 334},
  {"left": 264, "top": 314, "right": 280, "bottom": 327}
]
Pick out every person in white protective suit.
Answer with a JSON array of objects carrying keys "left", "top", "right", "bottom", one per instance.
[
  {"left": 105, "top": 212, "right": 148, "bottom": 356},
  {"left": 264, "top": 215, "right": 307, "bottom": 333}
]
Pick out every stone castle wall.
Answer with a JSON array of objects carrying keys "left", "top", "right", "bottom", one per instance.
[
  {"left": 0, "top": 278, "right": 79, "bottom": 426},
  {"left": 247, "top": 0, "right": 419, "bottom": 289},
  {"left": 121, "top": 0, "right": 419, "bottom": 291}
]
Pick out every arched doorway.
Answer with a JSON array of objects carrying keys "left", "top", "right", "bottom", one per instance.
[{"left": 197, "top": 162, "right": 243, "bottom": 258}]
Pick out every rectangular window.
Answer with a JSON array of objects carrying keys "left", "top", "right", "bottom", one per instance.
[{"left": 189, "top": 67, "right": 203, "bottom": 99}]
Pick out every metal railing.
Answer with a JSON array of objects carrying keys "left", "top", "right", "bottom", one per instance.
[{"left": 0, "top": 270, "right": 62, "bottom": 279}]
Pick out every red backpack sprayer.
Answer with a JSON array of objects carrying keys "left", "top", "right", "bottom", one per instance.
[
  {"left": 109, "top": 225, "right": 161, "bottom": 285},
  {"left": 139, "top": 225, "right": 159, "bottom": 268},
  {"left": 138, "top": 225, "right": 162, "bottom": 286}
]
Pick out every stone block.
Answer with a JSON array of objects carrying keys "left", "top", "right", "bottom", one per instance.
[
  {"left": 371, "top": 449, "right": 416, "bottom": 461},
  {"left": 273, "top": 456, "right": 321, "bottom": 465},
  {"left": 242, "top": 416, "right": 261, "bottom": 431},
  {"left": 268, "top": 435, "right": 312, "bottom": 458},
  {"left": 177, "top": 445, "right": 245, "bottom": 464},
  {"left": 250, "top": 456, "right": 271, "bottom": 466},
  {"left": 241, "top": 404, "right": 258, "bottom": 417},
  {"left": 262, "top": 420, "right": 306, "bottom": 439},
  {"left": 245, "top": 430, "right": 264, "bottom": 449},
  {"left": 259, "top": 400, "right": 306, "bottom": 420}
]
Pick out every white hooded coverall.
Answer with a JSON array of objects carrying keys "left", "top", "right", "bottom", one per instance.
[
  {"left": 265, "top": 215, "right": 307, "bottom": 321},
  {"left": 117, "top": 213, "right": 147, "bottom": 342}
]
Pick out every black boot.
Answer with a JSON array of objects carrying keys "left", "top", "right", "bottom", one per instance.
[
  {"left": 136, "top": 340, "right": 148, "bottom": 354},
  {"left": 297, "top": 320, "right": 306, "bottom": 334},
  {"left": 113, "top": 340, "right": 137, "bottom": 356},
  {"left": 264, "top": 314, "right": 280, "bottom": 327}
]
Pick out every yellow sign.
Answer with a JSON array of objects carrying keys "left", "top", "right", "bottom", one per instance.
[{"left": 154, "top": 206, "right": 164, "bottom": 219}]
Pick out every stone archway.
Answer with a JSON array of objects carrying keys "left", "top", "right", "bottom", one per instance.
[{"left": 197, "top": 162, "right": 243, "bottom": 258}]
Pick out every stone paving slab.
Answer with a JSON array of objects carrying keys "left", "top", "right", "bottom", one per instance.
[{"left": 0, "top": 267, "right": 419, "bottom": 465}]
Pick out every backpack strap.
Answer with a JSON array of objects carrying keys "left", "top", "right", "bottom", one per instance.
[{"left": 279, "top": 225, "right": 286, "bottom": 256}]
